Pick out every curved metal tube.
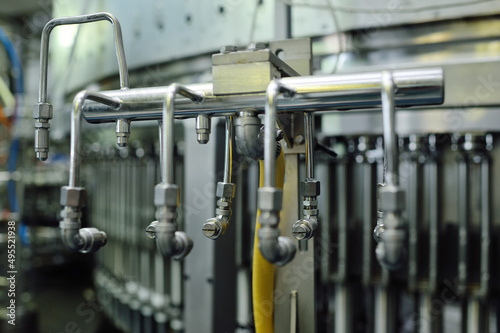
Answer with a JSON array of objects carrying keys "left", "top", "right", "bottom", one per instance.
[
  {"left": 203, "top": 116, "right": 235, "bottom": 240},
  {"left": 59, "top": 91, "right": 121, "bottom": 254},
  {"left": 70, "top": 91, "right": 122, "bottom": 187},
  {"left": 35, "top": 12, "right": 129, "bottom": 161},
  {"left": 39, "top": 12, "right": 129, "bottom": 103},
  {"left": 375, "top": 71, "right": 407, "bottom": 271},
  {"left": 257, "top": 80, "right": 297, "bottom": 266},
  {"left": 151, "top": 83, "right": 203, "bottom": 259}
]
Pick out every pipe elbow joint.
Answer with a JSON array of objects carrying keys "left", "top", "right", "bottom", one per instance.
[
  {"left": 258, "top": 227, "right": 296, "bottom": 266},
  {"left": 155, "top": 222, "right": 193, "bottom": 260},
  {"left": 375, "top": 228, "right": 406, "bottom": 270},
  {"left": 60, "top": 220, "right": 107, "bottom": 253}
]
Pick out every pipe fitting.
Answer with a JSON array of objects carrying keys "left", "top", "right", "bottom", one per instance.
[
  {"left": 258, "top": 227, "right": 296, "bottom": 266},
  {"left": 59, "top": 208, "right": 107, "bottom": 253},
  {"left": 203, "top": 182, "right": 235, "bottom": 240},
  {"left": 33, "top": 102, "right": 53, "bottom": 161},
  {"left": 375, "top": 227, "right": 406, "bottom": 271},
  {"left": 195, "top": 114, "right": 211, "bottom": 144},
  {"left": 234, "top": 111, "right": 282, "bottom": 160},
  {"left": 116, "top": 118, "right": 131, "bottom": 147},
  {"left": 154, "top": 222, "right": 193, "bottom": 260}
]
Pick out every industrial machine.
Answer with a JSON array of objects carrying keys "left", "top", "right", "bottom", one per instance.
[{"left": 2, "top": 1, "right": 500, "bottom": 332}]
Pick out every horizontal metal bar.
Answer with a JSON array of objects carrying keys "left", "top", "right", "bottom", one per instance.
[{"left": 82, "top": 68, "right": 444, "bottom": 123}]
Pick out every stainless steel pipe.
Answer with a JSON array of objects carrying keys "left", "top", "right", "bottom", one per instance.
[
  {"left": 82, "top": 68, "right": 444, "bottom": 123},
  {"left": 38, "top": 12, "right": 129, "bottom": 103}
]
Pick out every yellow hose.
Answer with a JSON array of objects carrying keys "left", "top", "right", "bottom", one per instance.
[{"left": 252, "top": 150, "right": 286, "bottom": 333}]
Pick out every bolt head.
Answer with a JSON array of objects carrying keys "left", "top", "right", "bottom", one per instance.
[
  {"left": 60, "top": 186, "right": 87, "bottom": 207},
  {"left": 154, "top": 184, "right": 179, "bottom": 207},
  {"left": 33, "top": 102, "right": 53, "bottom": 120},
  {"left": 216, "top": 182, "right": 236, "bottom": 198},
  {"left": 258, "top": 187, "right": 283, "bottom": 212},
  {"left": 379, "top": 186, "right": 405, "bottom": 212},
  {"left": 300, "top": 179, "right": 320, "bottom": 197}
]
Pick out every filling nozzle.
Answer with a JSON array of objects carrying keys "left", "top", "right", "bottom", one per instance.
[
  {"left": 33, "top": 102, "right": 53, "bottom": 161},
  {"left": 292, "top": 112, "right": 320, "bottom": 241},
  {"left": 116, "top": 118, "right": 131, "bottom": 147},
  {"left": 374, "top": 71, "right": 407, "bottom": 271},
  {"left": 196, "top": 114, "right": 211, "bottom": 144},
  {"left": 203, "top": 116, "right": 236, "bottom": 240}
]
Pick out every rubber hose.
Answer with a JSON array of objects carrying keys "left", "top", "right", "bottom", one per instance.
[{"left": 252, "top": 150, "right": 286, "bottom": 333}]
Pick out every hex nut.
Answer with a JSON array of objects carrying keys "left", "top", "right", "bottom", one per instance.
[
  {"left": 379, "top": 186, "right": 406, "bottom": 212},
  {"left": 300, "top": 179, "right": 320, "bottom": 197},
  {"left": 216, "top": 182, "right": 236, "bottom": 198},
  {"left": 33, "top": 102, "right": 53, "bottom": 120},
  {"left": 258, "top": 187, "right": 283, "bottom": 212},
  {"left": 60, "top": 186, "right": 87, "bottom": 207},
  {"left": 154, "top": 184, "right": 179, "bottom": 207}
]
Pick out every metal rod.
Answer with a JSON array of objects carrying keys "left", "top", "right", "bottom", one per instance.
[
  {"left": 304, "top": 112, "right": 314, "bottom": 179},
  {"left": 479, "top": 156, "right": 490, "bottom": 298},
  {"left": 70, "top": 91, "right": 121, "bottom": 187},
  {"left": 39, "top": 12, "right": 129, "bottom": 103},
  {"left": 264, "top": 80, "right": 296, "bottom": 187},
  {"left": 82, "top": 68, "right": 444, "bottom": 123},
  {"left": 381, "top": 71, "right": 398, "bottom": 186},
  {"left": 223, "top": 116, "right": 233, "bottom": 183},
  {"left": 162, "top": 84, "right": 204, "bottom": 184},
  {"left": 457, "top": 155, "right": 469, "bottom": 296}
]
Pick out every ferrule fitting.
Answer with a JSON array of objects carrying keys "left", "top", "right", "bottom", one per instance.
[
  {"left": 59, "top": 186, "right": 107, "bottom": 253},
  {"left": 33, "top": 102, "right": 53, "bottom": 161}
]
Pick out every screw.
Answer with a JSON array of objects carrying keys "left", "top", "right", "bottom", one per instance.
[
  {"left": 247, "top": 42, "right": 266, "bottom": 51},
  {"left": 220, "top": 45, "right": 238, "bottom": 54},
  {"left": 294, "top": 135, "right": 305, "bottom": 145},
  {"left": 292, "top": 223, "right": 309, "bottom": 240},
  {"left": 202, "top": 220, "right": 221, "bottom": 239},
  {"left": 145, "top": 222, "right": 158, "bottom": 239}
]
